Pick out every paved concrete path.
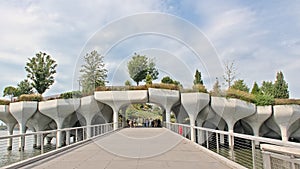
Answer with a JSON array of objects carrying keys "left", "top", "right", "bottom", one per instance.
[{"left": 23, "top": 128, "right": 233, "bottom": 169}]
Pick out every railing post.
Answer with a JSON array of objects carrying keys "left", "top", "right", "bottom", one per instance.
[
  {"left": 40, "top": 133, "right": 44, "bottom": 154},
  {"left": 75, "top": 129, "right": 78, "bottom": 143},
  {"left": 262, "top": 152, "right": 271, "bottom": 169},
  {"left": 206, "top": 131, "right": 209, "bottom": 149},
  {"left": 216, "top": 133, "right": 219, "bottom": 154},
  {"left": 252, "top": 140, "right": 256, "bottom": 169},
  {"left": 66, "top": 130, "right": 70, "bottom": 145}
]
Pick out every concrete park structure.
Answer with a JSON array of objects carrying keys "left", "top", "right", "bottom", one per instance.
[{"left": 1, "top": 88, "right": 300, "bottom": 151}]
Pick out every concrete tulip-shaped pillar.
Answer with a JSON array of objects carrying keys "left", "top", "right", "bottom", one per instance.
[
  {"left": 78, "top": 96, "right": 104, "bottom": 138},
  {"left": 211, "top": 97, "right": 255, "bottom": 148},
  {"left": 95, "top": 90, "right": 148, "bottom": 130},
  {"left": 39, "top": 99, "right": 80, "bottom": 148},
  {"left": 0, "top": 105, "right": 18, "bottom": 150},
  {"left": 148, "top": 88, "right": 180, "bottom": 128},
  {"left": 26, "top": 111, "right": 53, "bottom": 148},
  {"left": 205, "top": 110, "right": 227, "bottom": 144},
  {"left": 9, "top": 101, "right": 38, "bottom": 150},
  {"left": 243, "top": 106, "right": 272, "bottom": 145},
  {"left": 273, "top": 105, "right": 300, "bottom": 142},
  {"left": 181, "top": 93, "right": 209, "bottom": 142}
]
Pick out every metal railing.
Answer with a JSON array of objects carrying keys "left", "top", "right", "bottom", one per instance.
[
  {"left": 0, "top": 122, "right": 119, "bottom": 167},
  {"left": 166, "top": 122, "right": 300, "bottom": 169}
]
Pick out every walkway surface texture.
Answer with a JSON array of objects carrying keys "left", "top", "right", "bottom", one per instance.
[{"left": 23, "top": 128, "right": 233, "bottom": 169}]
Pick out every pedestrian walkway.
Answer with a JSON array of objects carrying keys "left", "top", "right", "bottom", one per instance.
[{"left": 22, "top": 128, "right": 234, "bottom": 169}]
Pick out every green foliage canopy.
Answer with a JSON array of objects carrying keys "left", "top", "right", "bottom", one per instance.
[
  {"left": 127, "top": 53, "right": 158, "bottom": 86},
  {"left": 193, "top": 69, "right": 203, "bottom": 85},
  {"left": 25, "top": 52, "right": 57, "bottom": 95},
  {"left": 273, "top": 71, "right": 289, "bottom": 99},
  {"left": 230, "top": 79, "right": 249, "bottom": 92},
  {"left": 80, "top": 50, "right": 107, "bottom": 94}
]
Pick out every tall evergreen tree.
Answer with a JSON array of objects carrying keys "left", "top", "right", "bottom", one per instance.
[
  {"left": 193, "top": 69, "right": 203, "bottom": 85},
  {"left": 80, "top": 50, "right": 107, "bottom": 94},
  {"left": 261, "top": 81, "right": 274, "bottom": 96},
  {"left": 230, "top": 79, "right": 249, "bottom": 92},
  {"left": 251, "top": 82, "right": 260, "bottom": 95},
  {"left": 273, "top": 71, "right": 289, "bottom": 99}
]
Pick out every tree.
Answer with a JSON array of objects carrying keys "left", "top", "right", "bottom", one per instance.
[
  {"left": 161, "top": 76, "right": 181, "bottom": 86},
  {"left": 145, "top": 74, "right": 153, "bottom": 85},
  {"left": 251, "top": 82, "right": 260, "bottom": 95},
  {"left": 125, "top": 80, "right": 132, "bottom": 86},
  {"left": 261, "top": 81, "right": 274, "bottom": 96},
  {"left": 273, "top": 71, "right": 289, "bottom": 99},
  {"left": 25, "top": 52, "right": 57, "bottom": 95},
  {"left": 80, "top": 50, "right": 107, "bottom": 94},
  {"left": 16, "top": 79, "right": 34, "bottom": 96},
  {"left": 127, "top": 53, "right": 159, "bottom": 86},
  {"left": 230, "top": 79, "right": 249, "bottom": 92},
  {"left": 161, "top": 76, "right": 174, "bottom": 84},
  {"left": 193, "top": 69, "right": 203, "bottom": 85},
  {"left": 223, "top": 60, "right": 237, "bottom": 88},
  {"left": 3, "top": 86, "right": 18, "bottom": 102},
  {"left": 211, "top": 77, "right": 221, "bottom": 96}
]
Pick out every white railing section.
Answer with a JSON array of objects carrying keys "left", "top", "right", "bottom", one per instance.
[
  {"left": 0, "top": 122, "right": 121, "bottom": 167},
  {"left": 165, "top": 122, "right": 300, "bottom": 169}
]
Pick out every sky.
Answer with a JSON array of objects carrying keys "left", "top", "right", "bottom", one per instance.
[{"left": 0, "top": 0, "right": 300, "bottom": 98}]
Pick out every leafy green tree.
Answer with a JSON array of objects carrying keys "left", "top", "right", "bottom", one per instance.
[
  {"left": 25, "top": 52, "right": 57, "bottom": 95},
  {"left": 145, "top": 74, "right": 153, "bottom": 85},
  {"left": 16, "top": 79, "right": 33, "bottom": 96},
  {"left": 261, "top": 81, "right": 274, "bottom": 96},
  {"left": 80, "top": 50, "right": 107, "bottom": 94},
  {"left": 223, "top": 60, "right": 237, "bottom": 88},
  {"left": 161, "top": 76, "right": 180, "bottom": 86},
  {"left": 230, "top": 79, "right": 249, "bottom": 92},
  {"left": 3, "top": 86, "right": 18, "bottom": 102},
  {"left": 127, "top": 53, "right": 158, "bottom": 86},
  {"left": 273, "top": 71, "right": 289, "bottom": 99},
  {"left": 193, "top": 69, "right": 203, "bottom": 85},
  {"left": 161, "top": 76, "right": 174, "bottom": 84},
  {"left": 251, "top": 82, "right": 260, "bottom": 95},
  {"left": 211, "top": 78, "right": 221, "bottom": 96},
  {"left": 125, "top": 80, "right": 132, "bottom": 86}
]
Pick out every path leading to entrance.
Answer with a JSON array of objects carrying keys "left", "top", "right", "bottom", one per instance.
[{"left": 23, "top": 128, "right": 233, "bottom": 169}]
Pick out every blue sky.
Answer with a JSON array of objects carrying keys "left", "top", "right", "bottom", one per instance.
[{"left": 0, "top": 0, "right": 300, "bottom": 98}]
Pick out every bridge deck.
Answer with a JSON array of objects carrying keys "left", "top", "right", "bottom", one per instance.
[{"left": 23, "top": 128, "right": 233, "bottom": 169}]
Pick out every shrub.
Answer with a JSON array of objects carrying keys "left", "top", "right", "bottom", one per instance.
[
  {"left": 60, "top": 91, "right": 82, "bottom": 99},
  {"left": 95, "top": 86, "right": 111, "bottom": 91},
  {"left": 192, "top": 84, "right": 208, "bottom": 93},
  {"left": 254, "top": 94, "right": 275, "bottom": 106},
  {"left": 0, "top": 99, "right": 10, "bottom": 105},
  {"left": 226, "top": 89, "right": 255, "bottom": 103},
  {"left": 18, "top": 94, "right": 43, "bottom": 102}
]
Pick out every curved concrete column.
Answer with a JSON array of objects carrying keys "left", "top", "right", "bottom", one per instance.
[
  {"left": 242, "top": 106, "right": 272, "bottom": 145},
  {"left": 78, "top": 96, "right": 104, "bottom": 138},
  {"left": 27, "top": 111, "right": 53, "bottom": 148},
  {"left": 273, "top": 105, "right": 300, "bottom": 142},
  {"left": 0, "top": 105, "right": 18, "bottom": 150},
  {"left": 39, "top": 99, "right": 80, "bottom": 148},
  {"left": 211, "top": 97, "right": 255, "bottom": 148},
  {"left": 95, "top": 90, "right": 148, "bottom": 130},
  {"left": 181, "top": 93, "right": 209, "bottom": 142},
  {"left": 9, "top": 101, "right": 38, "bottom": 150},
  {"left": 148, "top": 88, "right": 180, "bottom": 126},
  {"left": 171, "top": 105, "right": 189, "bottom": 124}
]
